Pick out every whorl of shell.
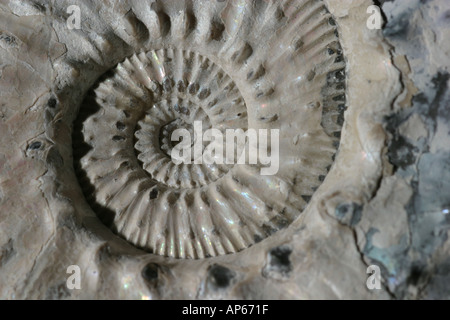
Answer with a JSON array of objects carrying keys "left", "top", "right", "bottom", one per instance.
[{"left": 71, "top": 0, "right": 347, "bottom": 259}]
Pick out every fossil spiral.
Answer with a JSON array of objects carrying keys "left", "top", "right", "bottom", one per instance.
[{"left": 72, "top": 0, "right": 347, "bottom": 259}]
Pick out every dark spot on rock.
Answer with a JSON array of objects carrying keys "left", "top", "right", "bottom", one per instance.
[
  {"left": 384, "top": 12, "right": 410, "bottom": 38},
  {"left": 208, "top": 99, "right": 218, "bottom": 108},
  {"left": 335, "top": 69, "right": 345, "bottom": 82},
  {"left": 207, "top": 264, "right": 236, "bottom": 290},
  {"left": 0, "top": 239, "right": 15, "bottom": 267},
  {"left": 119, "top": 161, "right": 130, "bottom": 168},
  {"left": 275, "top": 7, "right": 285, "bottom": 21},
  {"left": 142, "top": 263, "right": 159, "bottom": 281},
  {"left": 185, "top": 11, "right": 197, "bottom": 37},
  {"left": 413, "top": 92, "right": 428, "bottom": 105},
  {"left": 263, "top": 245, "right": 292, "bottom": 279},
  {"left": 179, "top": 107, "right": 189, "bottom": 115},
  {"left": 262, "top": 224, "right": 277, "bottom": 236},
  {"left": 188, "top": 83, "right": 199, "bottom": 95},
  {"left": 116, "top": 122, "right": 126, "bottom": 131},
  {"left": 294, "top": 39, "right": 304, "bottom": 50},
  {"left": 32, "top": 1, "right": 47, "bottom": 12},
  {"left": 301, "top": 195, "right": 312, "bottom": 203},
  {"left": 335, "top": 55, "right": 344, "bottom": 63},
  {"left": 150, "top": 188, "right": 158, "bottom": 200},
  {"left": 163, "top": 78, "right": 172, "bottom": 92},
  {"left": 198, "top": 88, "right": 210, "bottom": 100},
  {"left": 273, "top": 216, "right": 290, "bottom": 229},
  {"left": 47, "top": 97, "right": 57, "bottom": 109},
  {"left": 210, "top": 19, "right": 225, "bottom": 41},
  {"left": 337, "top": 113, "right": 345, "bottom": 126},
  {"left": 177, "top": 80, "right": 186, "bottom": 92},
  {"left": 234, "top": 42, "right": 253, "bottom": 64},
  {"left": 28, "top": 141, "right": 42, "bottom": 151},
  {"left": 0, "top": 33, "right": 16, "bottom": 46},
  {"left": 112, "top": 135, "right": 126, "bottom": 142},
  {"left": 430, "top": 72, "right": 450, "bottom": 122},
  {"left": 307, "top": 69, "right": 316, "bottom": 81},
  {"left": 254, "top": 234, "right": 263, "bottom": 243},
  {"left": 333, "top": 94, "right": 346, "bottom": 102},
  {"left": 335, "top": 202, "right": 363, "bottom": 227},
  {"left": 387, "top": 135, "right": 418, "bottom": 169},
  {"left": 154, "top": 10, "right": 171, "bottom": 37},
  {"left": 338, "top": 104, "right": 347, "bottom": 111},
  {"left": 407, "top": 264, "right": 426, "bottom": 287}
]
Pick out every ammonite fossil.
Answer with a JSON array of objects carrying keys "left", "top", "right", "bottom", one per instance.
[
  {"left": 71, "top": 0, "right": 347, "bottom": 259},
  {"left": 6, "top": 0, "right": 439, "bottom": 300}
]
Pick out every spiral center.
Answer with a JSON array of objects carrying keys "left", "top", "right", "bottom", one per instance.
[{"left": 156, "top": 103, "right": 212, "bottom": 159}]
